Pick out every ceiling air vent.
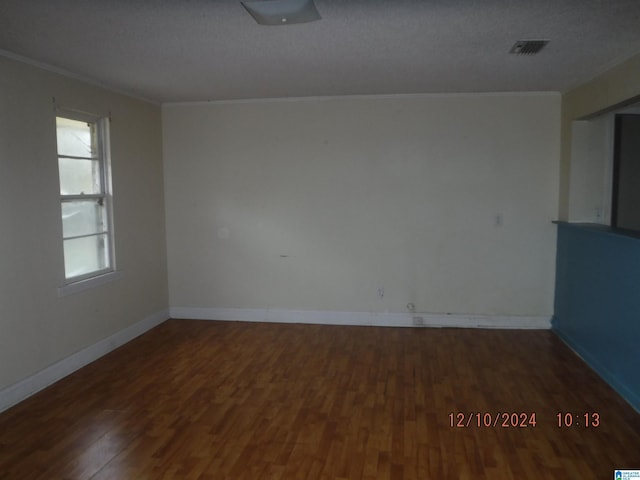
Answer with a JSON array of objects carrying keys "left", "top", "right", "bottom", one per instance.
[{"left": 509, "top": 40, "right": 549, "bottom": 55}]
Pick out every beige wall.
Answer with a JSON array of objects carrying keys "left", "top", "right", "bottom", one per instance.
[
  {"left": 163, "top": 93, "right": 560, "bottom": 319},
  {"left": 559, "top": 52, "right": 640, "bottom": 220},
  {"left": 0, "top": 57, "right": 168, "bottom": 391}
]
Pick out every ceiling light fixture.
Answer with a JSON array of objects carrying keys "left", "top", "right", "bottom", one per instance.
[{"left": 241, "top": 0, "right": 321, "bottom": 25}]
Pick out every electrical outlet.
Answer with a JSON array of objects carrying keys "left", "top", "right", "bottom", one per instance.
[{"left": 594, "top": 207, "right": 602, "bottom": 220}]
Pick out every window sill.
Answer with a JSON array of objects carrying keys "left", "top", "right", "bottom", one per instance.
[{"left": 58, "top": 270, "right": 124, "bottom": 297}]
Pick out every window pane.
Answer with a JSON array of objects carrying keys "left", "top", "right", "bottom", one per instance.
[
  {"left": 63, "top": 234, "right": 110, "bottom": 279},
  {"left": 61, "top": 200, "right": 108, "bottom": 238},
  {"left": 56, "top": 117, "right": 96, "bottom": 158},
  {"left": 58, "top": 158, "right": 101, "bottom": 195}
]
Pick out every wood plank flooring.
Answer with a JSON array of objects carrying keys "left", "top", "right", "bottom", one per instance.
[{"left": 0, "top": 319, "right": 639, "bottom": 479}]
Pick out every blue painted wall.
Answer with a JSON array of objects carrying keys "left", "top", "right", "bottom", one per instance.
[{"left": 553, "top": 222, "right": 640, "bottom": 412}]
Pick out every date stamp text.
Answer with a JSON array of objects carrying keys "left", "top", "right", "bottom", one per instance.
[{"left": 449, "top": 412, "right": 538, "bottom": 428}]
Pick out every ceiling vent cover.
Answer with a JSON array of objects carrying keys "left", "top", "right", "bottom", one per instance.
[
  {"left": 509, "top": 40, "right": 549, "bottom": 55},
  {"left": 241, "top": 0, "right": 321, "bottom": 25}
]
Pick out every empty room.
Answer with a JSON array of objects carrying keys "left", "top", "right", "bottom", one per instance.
[{"left": 1, "top": 0, "right": 640, "bottom": 479}]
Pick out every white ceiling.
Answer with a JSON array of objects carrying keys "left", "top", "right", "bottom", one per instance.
[{"left": 1, "top": 0, "right": 640, "bottom": 103}]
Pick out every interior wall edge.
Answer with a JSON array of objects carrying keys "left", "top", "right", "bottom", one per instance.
[{"left": 0, "top": 309, "right": 170, "bottom": 414}]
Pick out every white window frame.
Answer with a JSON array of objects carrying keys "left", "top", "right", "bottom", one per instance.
[{"left": 55, "top": 109, "right": 116, "bottom": 287}]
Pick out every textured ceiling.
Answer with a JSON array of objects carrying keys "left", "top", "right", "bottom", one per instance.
[{"left": 1, "top": 0, "right": 640, "bottom": 103}]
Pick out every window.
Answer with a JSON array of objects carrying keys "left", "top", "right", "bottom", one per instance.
[{"left": 56, "top": 112, "right": 114, "bottom": 283}]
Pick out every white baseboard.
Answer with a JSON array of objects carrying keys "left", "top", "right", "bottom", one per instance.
[
  {"left": 0, "top": 308, "right": 169, "bottom": 414},
  {"left": 0, "top": 307, "right": 550, "bottom": 414},
  {"left": 170, "top": 306, "right": 551, "bottom": 330}
]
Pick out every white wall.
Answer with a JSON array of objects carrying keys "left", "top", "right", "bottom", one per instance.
[
  {"left": 0, "top": 56, "right": 168, "bottom": 395},
  {"left": 163, "top": 93, "right": 560, "bottom": 321},
  {"left": 567, "top": 115, "right": 614, "bottom": 224}
]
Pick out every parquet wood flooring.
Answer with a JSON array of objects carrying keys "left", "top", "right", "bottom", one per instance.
[{"left": 0, "top": 319, "right": 639, "bottom": 479}]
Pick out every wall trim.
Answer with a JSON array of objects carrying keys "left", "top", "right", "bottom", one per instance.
[
  {"left": 0, "top": 309, "right": 169, "bottom": 414},
  {"left": 170, "top": 306, "right": 551, "bottom": 329},
  {"left": 0, "top": 49, "right": 158, "bottom": 105},
  {"left": 163, "top": 91, "right": 561, "bottom": 108}
]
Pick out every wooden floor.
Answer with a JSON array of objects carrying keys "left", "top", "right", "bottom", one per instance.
[{"left": 0, "top": 320, "right": 639, "bottom": 479}]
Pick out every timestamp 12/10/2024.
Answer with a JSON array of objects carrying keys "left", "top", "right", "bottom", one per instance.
[{"left": 448, "top": 412, "right": 601, "bottom": 428}]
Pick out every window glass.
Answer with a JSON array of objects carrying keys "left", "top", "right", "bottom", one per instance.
[
  {"left": 63, "top": 234, "right": 110, "bottom": 279},
  {"left": 61, "top": 200, "right": 108, "bottom": 238},
  {"left": 56, "top": 117, "right": 97, "bottom": 158},
  {"left": 58, "top": 158, "right": 101, "bottom": 195}
]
